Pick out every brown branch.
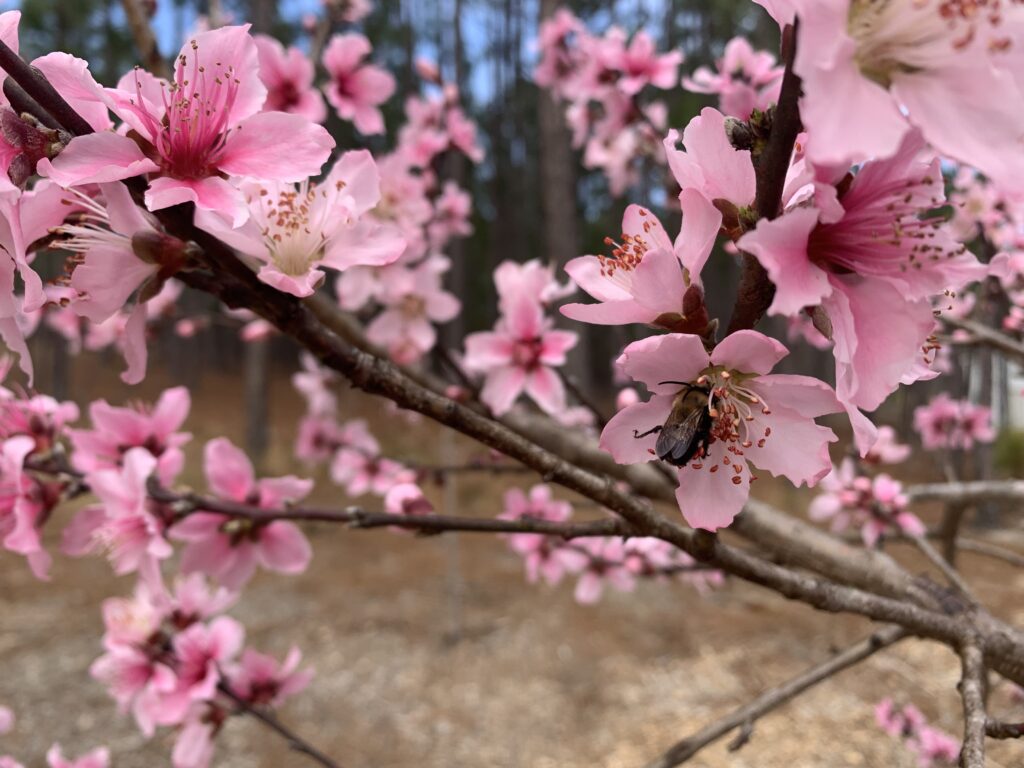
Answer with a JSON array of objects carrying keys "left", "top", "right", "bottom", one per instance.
[
  {"left": 558, "top": 369, "right": 609, "bottom": 430},
  {"left": 957, "top": 537, "right": 1024, "bottom": 569},
  {"left": 119, "top": 0, "right": 169, "bottom": 79},
  {"left": 907, "top": 480, "right": 1024, "bottom": 505},
  {"left": 726, "top": 22, "right": 802, "bottom": 334},
  {"left": 943, "top": 316, "right": 1024, "bottom": 364},
  {"left": 959, "top": 640, "right": 987, "bottom": 768},
  {"left": 985, "top": 719, "right": 1024, "bottom": 739},
  {"left": 642, "top": 626, "right": 906, "bottom": 768},
  {"left": 0, "top": 39, "right": 93, "bottom": 136},
  {"left": 218, "top": 683, "right": 342, "bottom": 768}
]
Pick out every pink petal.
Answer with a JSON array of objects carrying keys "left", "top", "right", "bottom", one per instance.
[
  {"left": 629, "top": 247, "right": 686, "bottom": 317},
  {"left": 120, "top": 303, "right": 149, "bottom": 385},
  {"left": 599, "top": 394, "right": 674, "bottom": 464},
  {"left": 203, "top": 438, "right": 255, "bottom": 501},
  {"left": 257, "top": 522, "right": 312, "bottom": 574},
  {"left": 220, "top": 111, "right": 334, "bottom": 182},
  {"left": 676, "top": 188, "right": 721, "bottom": 281},
  {"left": 743, "top": 405, "right": 837, "bottom": 486},
  {"left": 145, "top": 176, "right": 248, "bottom": 228},
  {"left": 737, "top": 207, "right": 831, "bottom": 316},
  {"left": 480, "top": 365, "right": 527, "bottom": 415},
  {"left": 38, "top": 133, "right": 160, "bottom": 186},
  {"left": 615, "top": 333, "right": 710, "bottom": 394},
  {"left": 710, "top": 329, "right": 788, "bottom": 375},
  {"left": 524, "top": 366, "right": 567, "bottom": 414},
  {"left": 674, "top": 446, "right": 750, "bottom": 531}
]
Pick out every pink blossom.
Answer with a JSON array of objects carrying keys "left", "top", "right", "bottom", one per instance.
[
  {"left": 738, "top": 131, "right": 984, "bottom": 412},
  {"left": 53, "top": 183, "right": 174, "bottom": 384},
  {"left": 786, "top": 0, "right": 1024, "bottom": 191},
  {"left": 683, "top": 37, "right": 783, "bottom": 119},
  {"left": 170, "top": 438, "right": 313, "bottom": 589},
  {"left": 573, "top": 537, "right": 636, "bottom": 604},
  {"left": 365, "top": 257, "right": 460, "bottom": 364},
  {"left": 171, "top": 711, "right": 216, "bottom": 768},
  {"left": 601, "top": 331, "right": 840, "bottom": 530},
  {"left": 195, "top": 150, "right": 405, "bottom": 297},
  {"left": 41, "top": 26, "right": 334, "bottom": 226},
  {"left": 158, "top": 616, "right": 245, "bottom": 723},
  {"left": 609, "top": 30, "right": 683, "bottom": 95},
  {"left": 810, "top": 461, "right": 924, "bottom": 547},
  {"left": 534, "top": 9, "right": 587, "bottom": 94},
  {"left": 913, "top": 394, "right": 995, "bottom": 451},
  {"left": 69, "top": 386, "right": 191, "bottom": 485},
  {"left": 228, "top": 647, "right": 312, "bottom": 707},
  {"left": 495, "top": 259, "right": 574, "bottom": 314},
  {"left": 864, "top": 425, "right": 911, "bottom": 465},
  {"left": 0, "top": 706, "right": 12, "bottom": 734},
  {"left": 322, "top": 33, "right": 395, "bottom": 135},
  {"left": 663, "top": 107, "right": 755, "bottom": 211},
  {"left": 428, "top": 181, "right": 473, "bottom": 249},
  {"left": 384, "top": 483, "right": 434, "bottom": 517},
  {"left": 254, "top": 34, "right": 326, "bottom": 123},
  {"left": 45, "top": 745, "right": 109, "bottom": 768},
  {"left": 63, "top": 448, "right": 173, "bottom": 575},
  {"left": 0, "top": 433, "right": 55, "bottom": 578},
  {"left": 331, "top": 448, "right": 414, "bottom": 497},
  {"left": 561, "top": 197, "right": 716, "bottom": 328},
  {"left": 464, "top": 290, "right": 577, "bottom": 416}
]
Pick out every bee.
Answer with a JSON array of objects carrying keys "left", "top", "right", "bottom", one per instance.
[{"left": 633, "top": 383, "right": 713, "bottom": 467}]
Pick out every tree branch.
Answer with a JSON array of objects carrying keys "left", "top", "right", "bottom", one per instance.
[
  {"left": 726, "top": 22, "right": 801, "bottom": 334},
  {"left": 959, "top": 640, "right": 987, "bottom": 768},
  {"left": 119, "top": 0, "right": 169, "bottom": 78},
  {"left": 985, "top": 719, "right": 1024, "bottom": 740},
  {"left": 907, "top": 480, "right": 1024, "bottom": 505},
  {"left": 218, "top": 683, "right": 342, "bottom": 768},
  {"left": 642, "top": 626, "right": 906, "bottom": 768},
  {"left": 908, "top": 536, "right": 978, "bottom": 607},
  {"left": 943, "top": 315, "right": 1024, "bottom": 364}
]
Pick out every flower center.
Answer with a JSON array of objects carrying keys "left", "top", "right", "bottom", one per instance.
[
  {"left": 848, "top": 0, "right": 1011, "bottom": 86},
  {"left": 251, "top": 183, "right": 337, "bottom": 276},
  {"left": 512, "top": 337, "right": 544, "bottom": 369},
  {"left": 807, "top": 168, "right": 966, "bottom": 277},
  {"left": 686, "top": 367, "right": 771, "bottom": 485},
  {"left": 132, "top": 39, "right": 242, "bottom": 179}
]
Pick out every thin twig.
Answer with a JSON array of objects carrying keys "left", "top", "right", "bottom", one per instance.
[
  {"left": 0, "top": 39, "right": 94, "bottom": 136},
  {"left": 642, "top": 626, "right": 906, "bottom": 768},
  {"left": 908, "top": 536, "right": 978, "bottom": 606},
  {"left": 218, "top": 683, "right": 342, "bottom": 768},
  {"left": 986, "top": 719, "right": 1024, "bottom": 740},
  {"left": 943, "top": 315, "right": 1024, "bottom": 364},
  {"left": 906, "top": 479, "right": 1024, "bottom": 505},
  {"left": 957, "top": 538, "right": 1024, "bottom": 569},
  {"left": 559, "top": 369, "right": 609, "bottom": 429},
  {"left": 959, "top": 640, "right": 987, "bottom": 768}
]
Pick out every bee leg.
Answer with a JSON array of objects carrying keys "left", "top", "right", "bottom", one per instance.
[{"left": 633, "top": 425, "right": 662, "bottom": 439}]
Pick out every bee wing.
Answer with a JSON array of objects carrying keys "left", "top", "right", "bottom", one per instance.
[{"left": 655, "top": 410, "right": 704, "bottom": 464}]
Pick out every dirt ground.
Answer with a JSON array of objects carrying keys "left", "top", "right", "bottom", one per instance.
[{"left": 2, "top": 360, "right": 1024, "bottom": 767}]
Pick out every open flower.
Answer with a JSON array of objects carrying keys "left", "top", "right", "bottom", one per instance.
[
  {"left": 601, "top": 331, "right": 840, "bottom": 530},
  {"left": 464, "top": 291, "right": 577, "bottom": 416},
  {"left": 40, "top": 25, "right": 334, "bottom": 225},
  {"left": 254, "top": 34, "right": 326, "bottom": 123},
  {"left": 195, "top": 150, "right": 405, "bottom": 297},
  {"left": 683, "top": 37, "right": 783, "bottom": 119},
  {"left": 321, "top": 32, "right": 396, "bottom": 134},
  {"left": 560, "top": 194, "right": 717, "bottom": 328},
  {"left": 170, "top": 438, "right": 313, "bottom": 589},
  {"left": 228, "top": 647, "right": 312, "bottom": 708},
  {"left": 785, "top": 0, "right": 1024, "bottom": 191},
  {"left": 738, "top": 130, "right": 984, "bottom": 412}
]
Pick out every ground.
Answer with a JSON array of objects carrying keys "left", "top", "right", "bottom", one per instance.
[{"left": 1, "top": 361, "right": 1024, "bottom": 767}]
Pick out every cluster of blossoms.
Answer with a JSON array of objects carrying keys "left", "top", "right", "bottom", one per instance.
[
  {"left": 90, "top": 574, "right": 311, "bottom": 767},
  {"left": 913, "top": 393, "right": 996, "bottom": 452},
  {"left": 292, "top": 354, "right": 433, "bottom": 516},
  {"left": 875, "top": 699, "right": 961, "bottom": 767},
  {"left": 500, "top": 484, "right": 723, "bottom": 603},
  {"left": 682, "top": 36, "right": 783, "bottom": 119},
  {"left": 334, "top": 67, "right": 482, "bottom": 365},
  {"left": 0, "top": 376, "right": 317, "bottom": 766},
  {"left": 809, "top": 458, "right": 924, "bottom": 548},
  {"left": 534, "top": 10, "right": 681, "bottom": 194}
]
